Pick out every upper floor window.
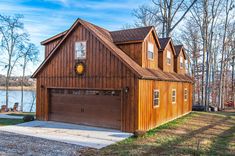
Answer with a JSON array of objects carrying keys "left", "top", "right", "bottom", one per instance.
[
  {"left": 153, "top": 89, "right": 160, "bottom": 107},
  {"left": 184, "top": 88, "right": 188, "bottom": 101},
  {"left": 75, "top": 41, "right": 86, "bottom": 59},
  {"left": 148, "top": 42, "right": 154, "bottom": 60},
  {"left": 180, "top": 56, "right": 184, "bottom": 68},
  {"left": 167, "top": 50, "right": 171, "bottom": 65},
  {"left": 172, "top": 89, "right": 176, "bottom": 104}
]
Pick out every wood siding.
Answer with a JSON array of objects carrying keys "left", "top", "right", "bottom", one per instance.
[
  {"left": 44, "top": 37, "right": 62, "bottom": 58},
  {"left": 117, "top": 43, "right": 142, "bottom": 66},
  {"left": 158, "top": 43, "right": 175, "bottom": 72},
  {"left": 116, "top": 31, "right": 158, "bottom": 70},
  {"left": 36, "top": 24, "right": 139, "bottom": 132},
  {"left": 174, "top": 50, "right": 186, "bottom": 74},
  {"left": 137, "top": 80, "right": 192, "bottom": 131},
  {"left": 142, "top": 31, "right": 158, "bottom": 69}
]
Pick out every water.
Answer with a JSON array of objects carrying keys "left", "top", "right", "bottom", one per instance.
[{"left": 0, "top": 90, "right": 36, "bottom": 112}]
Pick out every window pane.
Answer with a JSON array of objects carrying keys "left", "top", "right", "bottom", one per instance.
[
  {"left": 75, "top": 42, "right": 86, "bottom": 59},
  {"left": 148, "top": 42, "right": 154, "bottom": 52},
  {"left": 167, "top": 51, "right": 171, "bottom": 59},
  {"left": 153, "top": 90, "right": 160, "bottom": 107},
  {"left": 148, "top": 51, "right": 154, "bottom": 59},
  {"left": 167, "top": 58, "right": 171, "bottom": 64},
  {"left": 180, "top": 56, "right": 183, "bottom": 63}
]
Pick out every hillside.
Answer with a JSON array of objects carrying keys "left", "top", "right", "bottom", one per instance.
[{"left": 0, "top": 74, "right": 35, "bottom": 87}]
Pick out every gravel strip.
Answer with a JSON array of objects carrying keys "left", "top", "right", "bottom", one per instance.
[{"left": 0, "top": 131, "right": 88, "bottom": 156}]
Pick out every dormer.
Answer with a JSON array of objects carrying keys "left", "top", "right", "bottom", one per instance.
[
  {"left": 158, "top": 38, "right": 176, "bottom": 72},
  {"left": 40, "top": 26, "right": 162, "bottom": 70},
  {"left": 174, "top": 45, "right": 187, "bottom": 74},
  {"left": 111, "top": 27, "right": 161, "bottom": 70}
]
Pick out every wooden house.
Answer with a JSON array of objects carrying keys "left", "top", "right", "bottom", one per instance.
[{"left": 32, "top": 19, "right": 193, "bottom": 132}]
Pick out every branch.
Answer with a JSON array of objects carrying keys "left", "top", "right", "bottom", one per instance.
[
  {"left": 171, "top": 0, "right": 185, "bottom": 20},
  {"left": 171, "top": 0, "right": 198, "bottom": 32}
]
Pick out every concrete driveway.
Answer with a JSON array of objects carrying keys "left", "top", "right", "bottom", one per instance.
[{"left": 0, "top": 121, "right": 132, "bottom": 149}]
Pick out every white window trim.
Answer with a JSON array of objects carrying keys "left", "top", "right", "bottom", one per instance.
[
  {"left": 153, "top": 89, "right": 160, "bottom": 108},
  {"left": 172, "top": 89, "right": 176, "bottom": 104},
  {"left": 167, "top": 50, "right": 171, "bottom": 65},
  {"left": 184, "top": 88, "right": 188, "bottom": 101},
  {"left": 75, "top": 41, "right": 87, "bottom": 60},
  {"left": 148, "top": 42, "right": 154, "bottom": 60}
]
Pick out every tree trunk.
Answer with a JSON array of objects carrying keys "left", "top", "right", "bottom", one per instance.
[
  {"left": 218, "top": 0, "right": 230, "bottom": 110},
  {"left": 201, "top": 0, "right": 208, "bottom": 110},
  {"left": 20, "top": 58, "right": 27, "bottom": 112}
]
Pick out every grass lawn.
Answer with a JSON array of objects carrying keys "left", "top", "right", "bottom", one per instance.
[
  {"left": 7, "top": 112, "right": 35, "bottom": 116},
  {"left": 82, "top": 111, "right": 235, "bottom": 156},
  {"left": 0, "top": 118, "right": 24, "bottom": 126}
]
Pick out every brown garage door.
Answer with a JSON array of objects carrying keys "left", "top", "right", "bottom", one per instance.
[{"left": 49, "top": 89, "right": 121, "bottom": 129}]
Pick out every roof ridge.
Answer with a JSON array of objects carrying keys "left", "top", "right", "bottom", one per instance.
[{"left": 110, "top": 26, "right": 154, "bottom": 33}]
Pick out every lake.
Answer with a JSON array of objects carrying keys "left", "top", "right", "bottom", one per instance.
[{"left": 0, "top": 90, "right": 36, "bottom": 112}]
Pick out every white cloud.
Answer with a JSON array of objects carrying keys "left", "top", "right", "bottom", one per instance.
[{"left": 0, "top": 0, "right": 147, "bottom": 76}]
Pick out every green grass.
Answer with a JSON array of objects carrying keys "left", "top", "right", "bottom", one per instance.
[
  {"left": 81, "top": 111, "right": 235, "bottom": 156},
  {"left": 7, "top": 112, "right": 35, "bottom": 116},
  {"left": 0, "top": 118, "right": 24, "bottom": 126}
]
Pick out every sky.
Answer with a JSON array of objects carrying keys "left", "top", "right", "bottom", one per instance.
[{"left": 0, "top": 0, "right": 149, "bottom": 76}]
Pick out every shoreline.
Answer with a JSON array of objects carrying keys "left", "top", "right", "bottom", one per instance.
[{"left": 0, "top": 86, "right": 36, "bottom": 91}]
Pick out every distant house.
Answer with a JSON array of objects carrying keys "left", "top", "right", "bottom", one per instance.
[{"left": 32, "top": 18, "right": 193, "bottom": 132}]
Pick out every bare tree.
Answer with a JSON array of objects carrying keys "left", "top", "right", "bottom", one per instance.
[
  {"left": 0, "top": 14, "right": 28, "bottom": 108},
  {"left": 19, "top": 43, "right": 39, "bottom": 112},
  {"left": 132, "top": 0, "right": 197, "bottom": 37},
  {"left": 218, "top": 0, "right": 235, "bottom": 110},
  {"left": 29, "top": 91, "right": 36, "bottom": 113}
]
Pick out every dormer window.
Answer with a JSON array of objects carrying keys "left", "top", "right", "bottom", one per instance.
[
  {"left": 167, "top": 50, "right": 171, "bottom": 65},
  {"left": 75, "top": 41, "right": 86, "bottom": 59},
  {"left": 148, "top": 42, "right": 154, "bottom": 60},
  {"left": 180, "top": 56, "right": 184, "bottom": 68}
]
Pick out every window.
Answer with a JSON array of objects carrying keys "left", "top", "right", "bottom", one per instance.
[
  {"left": 153, "top": 90, "right": 160, "bottom": 107},
  {"left": 172, "top": 89, "right": 176, "bottom": 104},
  {"left": 180, "top": 56, "right": 184, "bottom": 68},
  {"left": 167, "top": 50, "right": 171, "bottom": 65},
  {"left": 148, "top": 42, "right": 154, "bottom": 60},
  {"left": 184, "top": 88, "right": 188, "bottom": 101},
  {"left": 75, "top": 41, "right": 86, "bottom": 59}
]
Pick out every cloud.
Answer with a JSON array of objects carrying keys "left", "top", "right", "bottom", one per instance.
[{"left": 0, "top": 0, "right": 147, "bottom": 75}]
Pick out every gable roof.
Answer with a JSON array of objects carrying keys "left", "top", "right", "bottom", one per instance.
[
  {"left": 174, "top": 45, "right": 187, "bottom": 59},
  {"left": 110, "top": 26, "right": 152, "bottom": 43},
  {"left": 158, "top": 37, "right": 176, "bottom": 55},
  {"left": 41, "top": 25, "right": 160, "bottom": 47},
  {"left": 33, "top": 18, "right": 193, "bottom": 83},
  {"left": 32, "top": 18, "right": 156, "bottom": 79},
  {"left": 41, "top": 30, "right": 68, "bottom": 45}
]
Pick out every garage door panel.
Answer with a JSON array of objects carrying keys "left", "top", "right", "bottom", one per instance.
[{"left": 49, "top": 89, "right": 121, "bottom": 129}]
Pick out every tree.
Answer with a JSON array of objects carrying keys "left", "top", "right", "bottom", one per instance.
[
  {"left": 0, "top": 14, "right": 28, "bottom": 108},
  {"left": 218, "top": 0, "right": 235, "bottom": 110},
  {"left": 19, "top": 43, "right": 39, "bottom": 112},
  {"left": 132, "top": 0, "right": 197, "bottom": 37}
]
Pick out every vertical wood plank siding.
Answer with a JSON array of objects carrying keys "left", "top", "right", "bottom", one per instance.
[
  {"left": 117, "top": 43, "right": 143, "bottom": 66},
  {"left": 174, "top": 50, "right": 186, "bottom": 74},
  {"left": 36, "top": 24, "right": 139, "bottom": 132},
  {"left": 137, "top": 80, "right": 192, "bottom": 131},
  {"left": 159, "top": 43, "right": 175, "bottom": 73},
  {"left": 142, "top": 31, "right": 158, "bottom": 69},
  {"left": 44, "top": 37, "right": 62, "bottom": 58}
]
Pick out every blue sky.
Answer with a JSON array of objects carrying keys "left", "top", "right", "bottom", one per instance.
[{"left": 0, "top": 0, "right": 149, "bottom": 75}]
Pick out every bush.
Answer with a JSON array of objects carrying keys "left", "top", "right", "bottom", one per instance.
[
  {"left": 133, "top": 130, "right": 146, "bottom": 138},
  {"left": 23, "top": 115, "right": 34, "bottom": 122}
]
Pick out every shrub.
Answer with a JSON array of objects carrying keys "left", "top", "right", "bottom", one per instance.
[{"left": 23, "top": 115, "right": 34, "bottom": 122}]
